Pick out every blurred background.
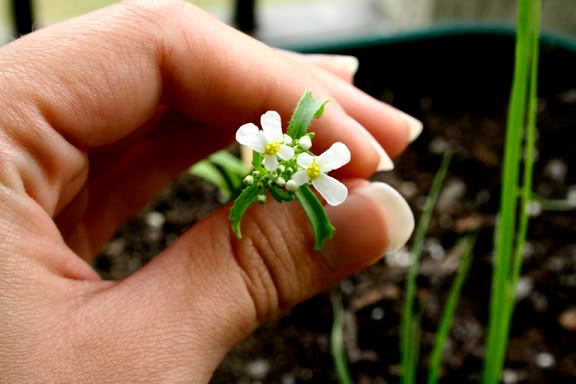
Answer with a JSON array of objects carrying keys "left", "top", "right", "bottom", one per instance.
[{"left": 2, "top": 0, "right": 576, "bottom": 46}]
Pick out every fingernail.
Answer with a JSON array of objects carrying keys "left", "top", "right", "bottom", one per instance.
[
  {"left": 400, "top": 111, "right": 423, "bottom": 142},
  {"left": 356, "top": 182, "right": 415, "bottom": 253},
  {"left": 328, "top": 55, "right": 359, "bottom": 76},
  {"left": 350, "top": 118, "right": 394, "bottom": 171}
]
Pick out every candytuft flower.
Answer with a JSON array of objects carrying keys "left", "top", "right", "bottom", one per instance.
[
  {"left": 291, "top": 142, "right": 351, "bottom": 206},
  {"left": 236, "top": 111, "right": 294, "bottom": 171},
  {"left": 230, "top": 90, "right": 358, "bottom": 250}
]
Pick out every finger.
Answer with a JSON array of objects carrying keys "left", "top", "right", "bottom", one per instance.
[
  {"left": 278, "top": 50, "right": 359, "bottom": 83},
  {"left": 0, "top": 0, "right": 401, "bottom": 214},
  {"left": 275, "top": 50, "right": 416, "bottom": 172},
  {"left": 277, "top": 50, "right": 423, "bottom": 158},
  {"left": 87, "top": 181, "right": 414, "bottom": 380},
  {"left": 305, "top": 63, "right": 423, "bottom": 157}
]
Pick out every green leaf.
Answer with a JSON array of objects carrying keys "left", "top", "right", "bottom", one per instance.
[
  {"left": 209, "top": 151, "right": 249, "bottom": 178},
  {"left": 191, "top": 151, "right": 249, "bottom": 202},
  {"left": 295, "top": 186, "right": 335, "bottom": 251},
  {"left": 229, "top": 185, "right": 260, "bottom": 239},
  {"left": 210, "top": 152, "right": 247, "bottom": 198},
  {"left": 190, "top": 160, "right": 231, "bottom": 200},
  {"left": 483, "top": 2, "right": 541, "bottom": 383},
  {"left": 252, "top": 151, "right": 264, "bottom": 171},
  {"left": 286, "top": 90, "right": 329, "bottom": 140},
  {"left": 270, "top": 186, "right": 295, "bottom": 203}
]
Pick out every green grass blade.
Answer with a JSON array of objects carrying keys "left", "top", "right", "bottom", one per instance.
[
  {"left": 330, "top": 291, "right": 354, "bottom": 384},
  {"left": 427, "top": 234, "right": 477, "bottom": 384},
  {"left": 511, "top": 0, "right": 540, "bottom": 311},
  {"left": 406, "top": 309, "right": 423, "bottom": 384},
  {"left": 401, "top": 152, "right": 453, "bottom": 384},
  {"left": 484, "top": 5, "right": 530, "bottom": 378},
  {"left": 483, "top": 1, "right": 540, "bottom": 383},
  {"left": 493, "top": 1, "right": 541, "bottom": 380}
]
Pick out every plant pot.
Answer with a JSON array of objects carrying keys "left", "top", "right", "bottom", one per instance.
[{"left": 211, "top": 30, "right": 576, "bottom": 383}]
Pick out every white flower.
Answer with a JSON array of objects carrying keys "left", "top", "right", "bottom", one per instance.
[
  {"left": 298, "top": 135, "right": 312, "bottom": 150},
  {"left": 236, "top": 111, "right": 295, "bottom": 171},
  {"left": 291, "top": 142, "right": 351, "bottom": 206},
  {"left": 286, "top": 179, "right": 299, "bottom": 192}
]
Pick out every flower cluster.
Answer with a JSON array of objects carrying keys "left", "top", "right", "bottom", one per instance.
[{"left": 236, "top": 111, "right": 351, "bottom": 206}]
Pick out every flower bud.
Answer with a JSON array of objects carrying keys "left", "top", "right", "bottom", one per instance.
[
  {"left": 276, "top": 177, "right": 286, "bottom": 187},
  {"left": 283, "top": 134, "right": 293, "bottom": 145},
  {"left": 257, "top": 194, "right": 267, "bottom": 204},
  {"left": 286, "top": 180, "right": 299, "bottom": 192},
  {"left": 278, "top": 165, "right": 286, "bottom": 173},
  {"left": 243, "top": 175, "right": 254, "bottom": 185},
  {"left": 252, "top": 170, "right": 260, "bottom": 177},
  {"left": 299, "top": 135, "right": 312, "bottom": 150}
]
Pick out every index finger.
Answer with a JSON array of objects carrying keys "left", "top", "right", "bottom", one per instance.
[{"left": 0, "top": 0, "right": 410, "bottom": 209}]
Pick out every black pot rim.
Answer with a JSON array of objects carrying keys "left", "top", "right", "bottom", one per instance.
[{"left": 278, "top": 23, "right": 576, "bottom": 54}]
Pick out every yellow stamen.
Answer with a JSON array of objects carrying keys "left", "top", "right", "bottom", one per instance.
[
  {"left": 264, "top": 142, "right": 281, "bottom": 156},
  {"left": 306, "top": 161, "right": 321, "bottom": 180}
]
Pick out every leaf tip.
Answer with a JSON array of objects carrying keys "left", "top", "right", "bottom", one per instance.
[
  {"left": 314, "top": 100, "right": 329, "bottom": 118},
  {"left": 229, "top": 214, "right": 242, "bottom": 239}
]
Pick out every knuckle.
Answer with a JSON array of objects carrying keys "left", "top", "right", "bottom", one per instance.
[
  {"left": 119, "top": 0, "right": 193, "bottom": 58},
  {"left": 121, "top": 0, "right": 187, "bottom": 23}
]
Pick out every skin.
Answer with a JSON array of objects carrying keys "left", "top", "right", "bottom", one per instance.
[{"left": 0, "top": 0, "right": 413, "bottom": 382}]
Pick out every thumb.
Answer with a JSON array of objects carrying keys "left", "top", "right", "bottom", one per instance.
[{"left": 91, "top": 182, "right": 413, "bottom": 381}]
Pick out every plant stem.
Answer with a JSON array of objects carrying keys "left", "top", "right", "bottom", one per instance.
[
  {"left": 482, "top": 1, "right": 540, "bottom": 382},
  {"left": 401, "top": 152, "right": 453, "bottom": 384},
  {"left": 427, "top": 234, "right": 477, "bottom": 384},
  {"left": 331, "top": 291, "right": 353, "bottom": 384}
]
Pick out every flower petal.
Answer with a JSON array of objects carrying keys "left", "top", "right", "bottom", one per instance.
[
  {"left": 263, "top": 155, "right": 279, "bottom": 171},
  {"left": 317, "top": 142, "right": 351, "bottom": 172},
  {"left": 297, "top": 153, "right": 315, "bottom": 168},
  {"left": 261, "top": 111, "right": 283, "bottom": 143},
  {"left": 312, "top": 174, "right": 348, "bottom": 206},
  {"left": 292, "top": 170, "right": 309, "bottom": 186},
  {"left": 236, "top": 123, "right": 266, "bottom": 153},
  {"left": 277, "top": 145, "right": 294, "bottom": 160},
  {"left": 298, "top": 135, "right": 312, "bottom": 150}
]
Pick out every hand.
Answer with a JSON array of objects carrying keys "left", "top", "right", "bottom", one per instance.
[{"left": 0, "top": 1, "right": 417, "bottom": 382}]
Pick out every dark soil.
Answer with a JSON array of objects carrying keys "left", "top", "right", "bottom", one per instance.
[{"left": 95, "top": 34, "right": 576, "bottom": 383}]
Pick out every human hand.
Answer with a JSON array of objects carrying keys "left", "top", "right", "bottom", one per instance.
[{"left": 0, "top": 1, "right": 417, "bottom": 382}]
